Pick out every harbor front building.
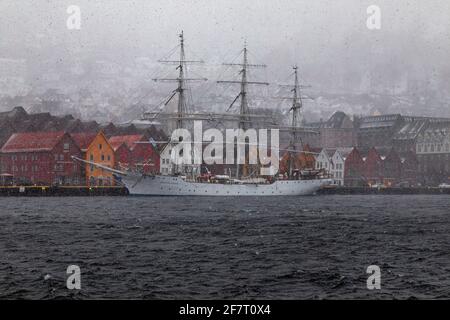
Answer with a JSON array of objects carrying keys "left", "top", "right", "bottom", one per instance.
[
  {"left": 0, "top": 131, "right": 82, "bottom": 185},
  {"left": 85, "top": 132, "right": 115, "bottom": 186}
]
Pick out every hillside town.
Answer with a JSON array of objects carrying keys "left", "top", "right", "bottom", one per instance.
[{"left": 0, "top": 106, "right": 449, "bottom": 188}]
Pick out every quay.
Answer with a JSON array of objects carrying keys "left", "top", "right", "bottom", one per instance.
[
  {"left": 318, "top": 186, "right": 450, "bottom": 195},
  {"left": 0, "top": 186, "right": 128, "bottom": 197}
]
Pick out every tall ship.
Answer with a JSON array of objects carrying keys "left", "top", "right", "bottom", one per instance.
[{"left": 75, "top": 32, "right": 331, "bottom": 196}]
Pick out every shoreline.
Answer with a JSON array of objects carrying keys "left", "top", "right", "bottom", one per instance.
[{"left": 1, "top": 185, "right": 450, "bottom": 196}]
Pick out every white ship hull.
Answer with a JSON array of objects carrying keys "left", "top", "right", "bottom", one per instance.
[{"left": 120, "top": 174, "right": 331, "bottom": 196}]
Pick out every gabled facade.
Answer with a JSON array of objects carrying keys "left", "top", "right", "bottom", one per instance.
[
  {"left": 111, "top": 142, "right": 131, "bottom": 171},
  {"left": 400, "top": 151, "right": 419, "bottom": 186},
  {"left": 330, "top": 148, "right": 352, "bottom": 186},
  {"left": 364, "top": 147, "right": 383, "bottom": 186},
  {"left": 85, "top": 132, "right": 115, "bottom": 186},
  {"left": 344, "top": 147, "right": 366, "bottom": 187},
  {"left": 108, "top": 134, "right": 160, "bottom": 174},
  {"left": 315, "top": 149, "right": 332, "bottom": 172},
  {"left": 382, "top": 148, "right": 402, "bottom": 186}
]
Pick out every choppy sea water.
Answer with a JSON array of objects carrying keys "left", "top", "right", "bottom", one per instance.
[{"left": 0, "top": 195, "right": 449, "bottom": 299}]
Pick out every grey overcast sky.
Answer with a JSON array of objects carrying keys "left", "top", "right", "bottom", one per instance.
[
  {"left": 1, "top": 0, "right": 449, "bottom": 54},
  {"left": 0, "top": 0, "right": 449, "bottom": 94}
]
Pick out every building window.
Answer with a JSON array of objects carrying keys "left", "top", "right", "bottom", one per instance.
[
  {"left": 59, "top": 154, "right": 64, "bottom": 161},
  {"left": 107, "top": 155, "right": 111, "bottom": 161},
  {"left": 99, "top": 144, "right": 103, "bottom": 150},
  {"left": 101, "top": 155, "right": 105, "bottom": 161},
  {"left": 90, "top": 154, "right": 94, "bottom": 161},
  {"left": 64, "top": 143, "right": 70, "bottom": 151}
]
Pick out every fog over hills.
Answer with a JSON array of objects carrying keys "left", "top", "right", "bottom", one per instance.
[{"left": 0, "top": 0, "right": 449, "bottom": 123}]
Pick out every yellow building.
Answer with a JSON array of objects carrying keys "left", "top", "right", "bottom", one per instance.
[{"left": 86, "top": 132, "right": 115, "bottom": 186}]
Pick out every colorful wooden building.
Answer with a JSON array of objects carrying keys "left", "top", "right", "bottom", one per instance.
[
  {"left": 364, "top": 147, "right": 384, "bottom": 186},
  {"left": 382, "top": 148, "right": 402, "bottom": 187},
  {"left": 85, "top": 132, "right": 115, "bottom": 186},
  {"left": 0, "top": 131, "right": 82, "bottom": 185},
  {"left": 108, "top": 134, "right": 160, "bottom": 174},
  {"left": 344, "top": 147, "right": 366, "bottom": 187}
]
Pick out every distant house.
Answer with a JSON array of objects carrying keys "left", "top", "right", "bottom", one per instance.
[
  {"left": 364, "top": 147, "right": 384, "bottom": 186},
  {"left": 108, "top": 134, "right": 160, "bottom": 174},
  {"left": 315, "top": 147, "right": 352, "bottom": 186},
  {"left": 108, "top": 140, "right": 131, "bottom": 171},
  {"left": 382, "top": 148, "right": 402, "bottom": 187},
  {"left": 330, "top": 148, "right": 352, "bottom": 186},
  {"left": 0, "top": 131, "right": 82, "bottom": 185},
  {"left": 315, "top": 149, "right": 333, "bottom": 172},
  {"left": 304, "top": 111, "right": 356, "bottom": 149},
  {"left": 343, "top": 148, "right": 366, "bottom": 187},
  {"left": 85, "top": 132, "right": 115, "bottom": 186},
  {"left": 400, "top": 151, "right": 419, "bottom": 186}
]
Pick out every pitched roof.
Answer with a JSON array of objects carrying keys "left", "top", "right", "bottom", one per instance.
[
  {"left": 393, "top": 118, "right": 428, "bottom": 140},
  {"left": 358, "top": 114, "right": 402, "bottom": 129},
  {"left": 71, "top": 132, "right": 98, "bottom": 151},
  {"left": 108, "top": 140, "right": 129, "bottom": 152},
  {"left": 1, "top": 131, "right": 66, "bottom": 153},
  {"left": 108, "top": 134, "right": 145, "bottom": 151}
]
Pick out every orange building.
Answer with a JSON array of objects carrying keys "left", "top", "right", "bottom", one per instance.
[
  {"left": 85, "top": 132, "right": 115, "bottom": 186},
  {"left": 279, "top": 144, "right": 317, "bottom": 174}
]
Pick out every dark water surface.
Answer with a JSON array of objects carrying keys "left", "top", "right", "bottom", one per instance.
[{"left": 0, "top": 195, "right": 449, "bottom": 299}]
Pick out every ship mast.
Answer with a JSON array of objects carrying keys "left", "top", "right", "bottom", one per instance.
[
  {"left": 276, "top": 65, "right": 312, "bottom": 177},
  {"left": 152, "top": 31, "right": 206, "bottom": 175},
  {"left": 176, "top": 31, "right": 187, "bottom": 130},
  {"left": 153, "top": 31, "right": 207, "bottom": 130},
  {"left": 288, "top": 65, "right": 302, "bottom": 176},
  {"left": 217, "top": 42, "right": 269, "bottom": 178}
]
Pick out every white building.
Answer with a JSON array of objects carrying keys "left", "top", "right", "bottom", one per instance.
[
  {"left": 159, "top": 143, "right": 201, "bottom": 176},
  {"left": 315, "top": 149, "right": 333, "bottom": 172},
  {"left": 160, "top": 144, "right": 174, "bottom": 175},
  {"left": 315, "top": 148, "right": 352, "bottom": 186},
  {"left": 330, "top": 148, "right": 353, "bottom": 186}
]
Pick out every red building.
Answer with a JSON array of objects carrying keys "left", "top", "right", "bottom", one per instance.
[
  {"left": 0, "top": 131, "right": 82, "bottom": 185},
  {"left": 383, "top": 148, "right": 402, "bottom": 186},
  {"left": 71, "top": 133, "right": 97, "bottom": 156},
  {"left": 108, "top": 140, "right": 131, "bottom": 170},
  {"left": 400, "top": 151, "right": 419, "bottom": 186},
  {"left": 108, "top": 134, "right": 160, "bottom": 174},
  {"left": 344, "top": 147, "right": 366, "bottom": 186},
  {"left": 364, "top": 147, "right": 383, "bottom": 186},
  {"left": 70, "top": 132, "right": 97, "bottom": 185}
]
